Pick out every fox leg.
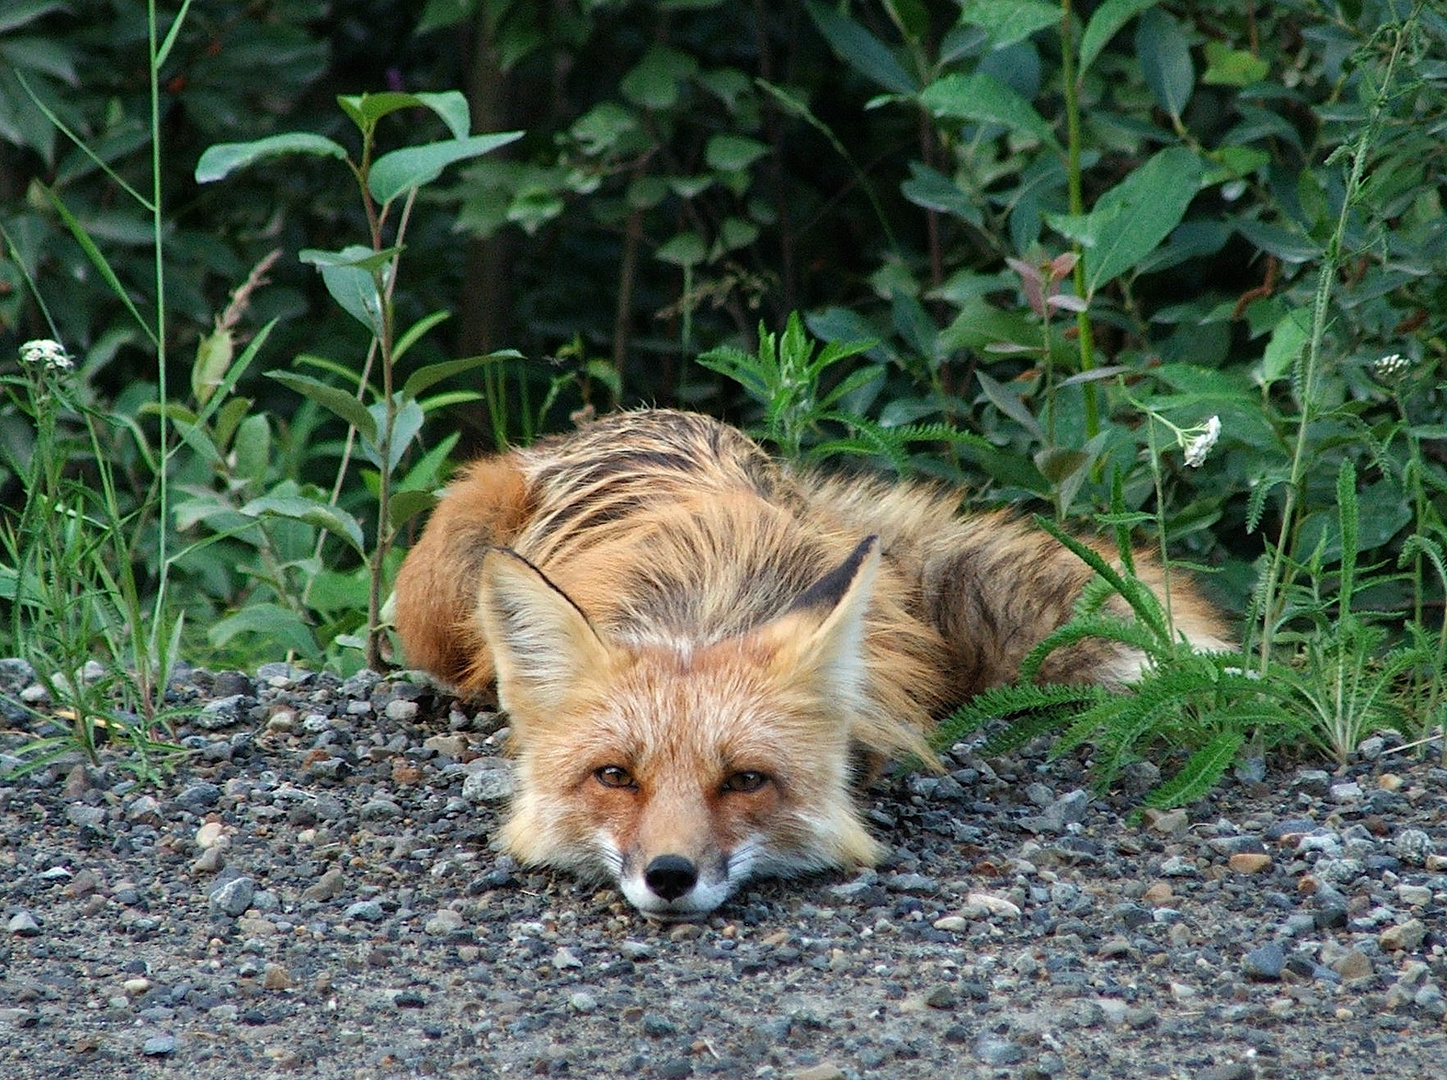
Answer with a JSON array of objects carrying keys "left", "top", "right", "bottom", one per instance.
[
  {"left": 917, "top": 511, "right": 1232, "bottom": 698},
  {"left": 393, "top": 453, "right": 533, "bottom": 693}
]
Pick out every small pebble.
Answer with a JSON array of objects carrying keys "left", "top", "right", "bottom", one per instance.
[
  {"left": 142, "top": 1034, "right": 176, "bottom": 1056},
  {"left": 1241, "top": 942, "right": 1286, "bottom": 981},
  {"left": 208, "top": 876, "right": 256, "bottom": 917}
]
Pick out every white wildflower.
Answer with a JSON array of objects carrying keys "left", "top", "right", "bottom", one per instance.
[
  {"left": 19, "top": 339, "right": 73, "bottom": 372},
  {"left": 1183, "top": 415, "right": 1221, "bottom": 468},
  {"left": 1371, "top": 352, "right": 1411, "bottom": 384}
]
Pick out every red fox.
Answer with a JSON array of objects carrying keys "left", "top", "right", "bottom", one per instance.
[{"left": 394, "top": 409, "right": 1230, "bottom": 918}]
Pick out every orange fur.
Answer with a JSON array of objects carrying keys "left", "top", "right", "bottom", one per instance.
[{"left": 393, "top": 409, "right": 1232, "bottom": 917}]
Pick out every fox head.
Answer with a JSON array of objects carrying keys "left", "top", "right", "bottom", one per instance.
[{"left": 474, "top": 537, "right": 885, "bottom": 919}]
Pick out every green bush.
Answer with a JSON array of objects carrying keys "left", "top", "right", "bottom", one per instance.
[{"left": 0, "top": 1, "right": 1442, "bottom": 785}]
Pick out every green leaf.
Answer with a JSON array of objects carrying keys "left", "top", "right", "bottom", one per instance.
[
  {"left": 1136, "top": 7, "right": 1194, "bottom": 119},
  {"left": 656, "top": 232, "right": 707, "bottom": 267},
  {"left": 0, "top": 38, "right": 77, "bottom": 83},
  {"left": 208, "top": 603, "right": 321, "bottom": 660},
  {"left": 714, "top": 217, "right": 759, "bottom": 256},
  {"left": 368, "top": 131, "right": 523, "bottom": 203},
  {"left": 806, "top": 1, "right": 918, "bottom": 95},
  {"left": 194, "top": 132, "right": 349, "bottom": 184},
  {"left": 267, "top": 370, "right": 376, "bottom": 444},
  {"left": 962, "top": 0, "right": 1061, "bottom": 50},
  {"left": 570, "top": 103, "right": 639, "bottom": 155},
  {"left": 396, "top": 432, "right": 461, "bottom": 494},
  {"left": 389, "top": 488, "right": 438, "bottom": 530},
  {"left": 1078, "top": 0, "right": 1160, "bottom": 78},
  {"left": 705, "top": 133, "right": 768, "bottom": 172},
  {"left": 239, "top": 494, "right": 366, "bottom": 555},
  {"left": 393, "top": 310, "right": 451, "bottom": 364},
  {"left": 337, "top": 90, "right": 472, "bottom": 138},
  {"left": 1034, "top": 446, "right": 1092, "bottom": 484},
  {"left": 364, "top": 398, "right": 425, "bottom": 472},
  {"left": 192, "top": 326, "right": 233, "bottom": 408},
  {"left": 232, "top": 413, "right": 271, "bottom": 488},
  {"left": 39, "top": 184, "right": 157, "bottom": 344},
  {"left": 402, "top": 349, "right": 519, "bottom": 400},
  {"left": 1202, "top": 40, "right": 1270, "bottom": 86},
  {"left": 0, "top": 1, "right": 71, "bottom": 35},
  {"left": 918, "top": 72, "right": 1061, "bottom": 153},
  {"left": 1261, "top": 309, "right": 1310, "bottom": 385},
  {"left": 415, "top": 0, "right": 472, "bottom": 33},
  {"left": 1234, "top": 220, "right": 1319, "bottom": 264},
  {"left": 620, "top": 45, "right": 698, "bottom": 109},
  {"left": 1142, "top": 732, "right": 1244, "bottom": 809},
  {"left": 300, "top": 245, "right": 388, "bottom": 335},
  {"left": 901, "top": 162, "right": 982, "bottom": 225},
  {"left": 1079, "top": 146, "right": 1203, "bottom": 296},
  {"left": 976, "top": 370, "right": 1044, "bottom": 440}
]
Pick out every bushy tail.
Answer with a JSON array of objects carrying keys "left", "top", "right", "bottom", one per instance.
[
  {"left": 804, "top": 473, "right": 1232, "bottom": 701},
  {"left": 393, "top": 453, "right": 532, "bottom": 693}
]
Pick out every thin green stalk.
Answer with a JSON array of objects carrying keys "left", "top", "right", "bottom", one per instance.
[
  {"left": 1143, "top": 417, "right": 1175, "bottom": 636},
  {"left": 146, "top": 0, "right": 176, "bottom": 700},
  {"left": 1059, "top": 0, "right": 1099, "bottom": 440},
  {"left": 1253, "top": 17, "right": 1414, "bottom": 676}
]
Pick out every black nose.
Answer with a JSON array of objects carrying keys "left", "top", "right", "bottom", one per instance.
[{"left": 643, "top": 855, "right": 699, "bottom": 901}]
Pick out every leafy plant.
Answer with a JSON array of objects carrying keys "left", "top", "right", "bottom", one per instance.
[
  {"left": 0, "top": 340, "right": 183, "bottom": 776},
  {"left": 194, "top": 90, "right": 522, "bottom": 670},
  {"left": 698, "top": 311, "right": 988, "bottom": 469}
]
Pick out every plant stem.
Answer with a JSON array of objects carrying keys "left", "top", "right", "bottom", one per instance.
[
  {"left": 1059, "top": 0, "right": 1099, "bottom": 440},
  {"left": 1253, "top": 16, "right": 1414, "bottom": 676},
  {"left": 145, "top": 0, "right": 174, "bottom": 715}
]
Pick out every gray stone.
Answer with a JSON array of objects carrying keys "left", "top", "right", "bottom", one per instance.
[
  {"left": 66, "top": 804, "right": 108, "bottom": 829},
  {"left": 176, "top": 782, "right": 221, "bottom": 812},
  {"left": 1392, "top": 828, "right": 1434, "bottom": 865},
  {"left": 462, "top": 761, "right": 515, "bottom": 803},
  {"left": 359, "top": 797, "right": 402, "bottom": 821},
  {"left": 196, "top": 694, "right": 249, "bottom": 729},
  {"left": 973, "top": 1033, "right": 1025, "bottom": 1066},
  {"left": 142, "top": 1034, "right": 177, "bottom": 1056},
  {"left": 344, "top": 900, "right": 386, "bottom": 923},
  {"left": 1242, "top": 942, "right": 1286, "bottom": 981},
  {"left": 208, "top": 876, "right": 256, "bottom": 917}
]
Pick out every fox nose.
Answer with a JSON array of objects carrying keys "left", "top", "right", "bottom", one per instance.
[{"left": 643, "top": 855, "right": 698, "bottom": 901}]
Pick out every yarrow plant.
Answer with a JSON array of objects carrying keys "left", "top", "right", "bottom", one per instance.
[
  {"left": 1182, "top": 416, "right": 1221, "bottom": 469},
  {"left": 1, "top": 339, "right": 183, "bottom": 775},
  {"left": 19, "top": 338, "right": 74, "bottom": 375},
  {"left": 1370, "top": 352, "right": 1412, "bottom": 386}
]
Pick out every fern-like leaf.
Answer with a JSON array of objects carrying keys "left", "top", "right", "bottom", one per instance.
[
  {"left": 1140, "top": 731, "right": 1244, "bottom": 810},
  {"left": 933, "top": 683, "right": 1108, "bottom": 749},
  {"left": 1018, "top": 613, "right": 1165, "bottom": 684}
]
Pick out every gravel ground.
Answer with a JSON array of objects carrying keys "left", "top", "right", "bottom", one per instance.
[{"left": 2, "top": 659, "right": 1445, "bottom": 1080}]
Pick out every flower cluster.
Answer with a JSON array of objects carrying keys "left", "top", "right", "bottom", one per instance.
[
  {"left": 1371, "top": 352, "right": 1412, "bottom": 385},
  {"left": 19, "top": 339, "right": 73, "bottom": 372},
  {"left": 1183, "top": 415, "right": 1221, "bottom": 468}
]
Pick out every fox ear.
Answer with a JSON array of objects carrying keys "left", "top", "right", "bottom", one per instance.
[
  {"left": 756, "top": 535, "right": 880, "bottom": 703},
  {"left": 475, "top": 548, "right": 612, "bottom": 722}
]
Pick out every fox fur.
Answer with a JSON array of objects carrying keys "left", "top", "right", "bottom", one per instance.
[{"left": 394, "top": 409, "right": 1231, "bottom": 918}]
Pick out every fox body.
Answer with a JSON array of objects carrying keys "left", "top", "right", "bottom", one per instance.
[{"left": 394, "top": 409, "right": 1230, "bottom": 918}]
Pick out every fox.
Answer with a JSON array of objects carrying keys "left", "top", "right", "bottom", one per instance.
[{"left": 393, "top": 409, "right": 1231, "bottom": 919}]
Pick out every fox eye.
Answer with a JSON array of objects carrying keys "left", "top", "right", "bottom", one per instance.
[
  {"left": 594, "top": 765, "right": 636, "bottom": 789},
  {"left": 722, "top": 770, "right": 769, "bottom": 794}
]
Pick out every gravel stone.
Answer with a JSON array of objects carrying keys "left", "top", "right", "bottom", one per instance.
[
  {"left": 142, "top": 1034, "right": 177, "bottom": 1056},
  {"left": 344, "top": 900, "right": 385, "bottom": 923},
  {"left": 1241, "top": 942, "right": 1287, "bottom": 981},
  {"left": 5, "top": 658, "right": 1447, "bottom": 1080},
  {"left": 461, "top": 760, "right": 515, "bottom": 802},
  {"left": 207, "top": 876, "right": 256, "bottom": 917}
]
